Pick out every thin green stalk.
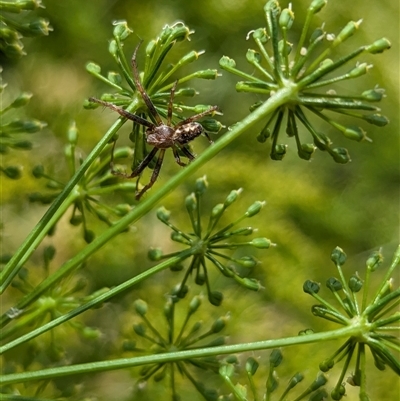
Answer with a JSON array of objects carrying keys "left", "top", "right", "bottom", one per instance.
[
  {"left": 0, "top": 253, "right": 192, "bottom": 355},
  {"left": 0, "top": 86, "right": 294, "bottom": 328},
  {"left": 0, "top": 325, "right": 357, "bottom": 385}
]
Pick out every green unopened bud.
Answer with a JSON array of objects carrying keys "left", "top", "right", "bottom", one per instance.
[
  {"left": 257, "top": 126, "right": 271, "bottom": 143},
  {"left": 303, "top": 280, "right": 320, "bottom": 294},
  {"left": 331, "top": 384, "right": 346, "bottom": 400},
  {"left": 108, "top": 39, "right": 118, "bottom": 57},
  {"left": 219, "top": 56, "right": 237, "bottom": 70},
  {"left": 156, "top": 206, "right": 171, "bottom": 223},
  {"left": 245, "top": 201, "right": 265, "bottom": 217},
  {"left": 67, "top": 121, "right": 78, "bottom": 144},
  {"left": 361, "top": 88, "right": 385, "bottom": 102},
  {"left": 13, "top": 140, "right": 32, "bottom": 150},
  {"left": 185, "top": 193, "right": 197, "bottom": 213},
  {"left": 365, "top": 38, "right": 391, "bottom": 54},
  {"left": 348, "top": 274, "right": 363, "bottom": 292},
  {"left": 271, "top": 144, "right": 287, "bottom": 160},
  {"left": 113, "top": 20, "right": 132, "bottom": 40},
  {"left": 269, "top": 349, "right": 283, "bottom": 367},
  {"left": 250, "top": 237, "right": 272, "bottom": 249},
  {"left": 335, "top": 20, "right": 362, "bottom": 44},
  {"left": 348, "top": 62, "right": 370, "bottom": 78},
  {"left": 10, "top": 92, "right": 32, "bottom": 108},
  {"left": 145, "top": 40, "right": 156, "bottom": 57},
  {"left": 195, "top": 176, "right": 208, "bottom": 196},
  {"left": 309, "top": 390, "right": 329, "bottom": 401},
  {"left": 231, "top": 227, "right": 254, "bottom": 236},
  {"left": 3, "top": 166, "right": 22, "bottom": 179},
  {"left": 331, "top": 147, "right": 351, "bottom": 164},
  {"left": 211, "top": 315, "right": 228, "bottom": 333},
  {"left": 5, "top": 119, "right": 45, "bottom": 133},
  {"left": 241, "top": 277, "right": 262, "bottom": 291},
  {"left": 224, "top": 189, "right": 242, "bottom": 207},
  {"left": 219, "top": 364, "right": 234, "bottom": 378},
  {"left": 43, "top": 245, "right": 56, "bottom": 263},
  {"left": 189, "top": 295, "right": 202, "bottom": 313},
  {"left": 84, "top": 229, "right": 95, "bottom": 243},
  {"left": 343, "top": 126, "right": 366, "bottom": 142},
  {"left": 86, "top": 62, "right": 101, "bottom": 75},
  {"left": 114, "top": 203, "right": 131, "bottom": 216},
  {"left": 246, "top": 49, "right": 262, "bottom": 65},
  {"left": 148, "top": 248, "right": 163, "bottom": 261},
  {"left": 326, "top": 277, "right": 342, "bottom": 292},
  {"left": 201, "top": 118, "right": 223, "bottom": 134},
  {"left": 241, "top": 357, "right": 257, "bottom": 377},
  {"left": 209, "top": 290, "right": 223, "bottom": 306},
  {"left": 363, "top": 113, "right": 389, "bottom": 127},
  {"left": 288, "top": 372, "right": 304, "bottom": 389},
  {"left": 298, "top": 328, "right": 314, "bottom": 335},
  {"left": 309, "top": 0, "right": 327, "bottom": 14},
  {"left": 366, "top": 250, "right": 383, "bottom": 271},
  {"left": 319, "top": 358, "right": 334, "bottom": 372},
  {"left": 194, "top": 69, "right": 219, "bottom": 80},
  {"left": 133, "top": 323, "right": 146, "bottom": 336},
  {"left": 211, "top": 203, "right": 224, "bottom": 219},
  {"left": 331, "top": 247, "right": 347, "bottom": 265},
  {"left": 134, "top": 299, "right": 148, "bottom": 316},
  {"left": 298, "top": 143, "right": 316, "bottom": 160},
  {"left": 82, "top": 327, "right": 101, "bottom": 340},
  {"left": 313, "top": 132, "right": 332, "bottom": 150},
  {"left": 279, "top": 8, "right": 294, "bottom": 30}
]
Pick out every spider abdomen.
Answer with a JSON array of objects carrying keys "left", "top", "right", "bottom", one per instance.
[
  {"left": 174, "top": 122, "right": 204, "bottom": 145},
  {"left": 146, "top": 125, "right": 176, "bottom": 148}
]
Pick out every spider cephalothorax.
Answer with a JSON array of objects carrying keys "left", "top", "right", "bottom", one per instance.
[{"left": 89, "top": 42, "right": 218, "bottom": 200}]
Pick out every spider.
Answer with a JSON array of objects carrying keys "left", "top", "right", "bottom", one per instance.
[{"left": 89, "top": 42, "right": 219, "bottom": 200}]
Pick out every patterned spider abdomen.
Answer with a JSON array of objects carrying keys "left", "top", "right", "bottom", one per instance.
[{"left": 173, "top": 122, "right": 204, "bottom": 145}]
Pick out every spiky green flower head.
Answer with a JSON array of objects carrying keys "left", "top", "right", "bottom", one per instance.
[
  {"left": 123, "top": 291, "right": 230, "bottom": 400},
  {"left": 85, "top": 21, "right": 222, "bottom": 172},
  {"left": 219, "top": 0, "right": 390, "bottom": 163},
  {"left": 220, "top": 349, "right": 328, "bottom": 401},
  {"left": 149, "top": 176, "right": 274, "bottom": 306},
  {"left": 303, "top": 246, "right": 400, "bottom": 400},
  {"left": 0, "top": 0, "right": 51, "bottom": 58},
  {"left": 29, "top": 122, "right": 135, "bottom": 243}
]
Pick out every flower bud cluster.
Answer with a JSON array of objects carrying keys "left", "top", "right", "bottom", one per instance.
[
  {"left": 151, "top": 177, "right": 274, "bottom": 305},
  {"left": 220, "top": 0, "right": 390, "bottom": 163},
  {"left": 303, "top": 246, "right": 400, "bottom": 400}
]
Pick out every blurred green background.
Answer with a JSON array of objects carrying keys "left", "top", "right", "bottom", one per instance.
[{"left": 1, "top": 0, "right": 399, "bottom": 400}]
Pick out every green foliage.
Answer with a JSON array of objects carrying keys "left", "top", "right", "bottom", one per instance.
[{"left": 1, "top": 1, "right": 398, "bottom": 401}]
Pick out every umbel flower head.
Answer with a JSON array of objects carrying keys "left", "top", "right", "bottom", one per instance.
[
  {"left": 303, "top": 246, "right": 400, "bottom": 400},
  {"left": 149, "top": 176, "right": 274, "bottom": 306},
  {"left": 220, "top": 349, "right": 328, "bottom": 401},
  {"left": 29, "top": 122, "right": 135, "bottom": 243},
  {"left": 124, "top": 290, "right": 231, "bottom": 401},
  {"left": 220, "top": 0, "right": 391, "bottom": 163}
]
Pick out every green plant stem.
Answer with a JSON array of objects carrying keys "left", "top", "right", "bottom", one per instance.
[
  {"left": 0, "top": 325, "right": 357, "bottom": 385},
  {"left": 0, "top": 253, "right": 192, "bottom": 355},
  {"left": 0, "top": 86, "right": 294, "bottom": 328}
]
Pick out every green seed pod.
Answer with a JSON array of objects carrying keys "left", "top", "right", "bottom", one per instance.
[
  {"left": 209, "top": 291, "right": 223, "bottom": 306},
  {"left": 326, "top": 277, "right": 342, "bottom": 292},
  {"left": 156, "top": 206, "right": 171, "bottom": 223},
  {"left": 134, "top": 299, "right": 148, "bottom": 316},
  {"left": 309, "top": 0, "right": 327, "bottom": 14},
  {"left": 269, "top": 349, "right": 283, "bottom": 367},
  {"left": 366, "top": 250, "right": 383, "bottom": 271},
  {"left": 363, "top": 113, "right": 389, "bottom": 127},
  {"left": 331, "top": 147, "right": 351, "bottom": 164},
  {"left": 246, "top": 357, "right": 259, "bottom": 376},
  {"left": 194, "top": 69, "right": 219, "bottom": 80},
  {"left": 82, "top": 327, "right": 101, "bottom": 340},
  {"left": 361, "top": 88, "right": 385, "bottom": 102},
  {"left": 224, "top": 189, "right": 242, "bottom": 207},
  {"left": 348, "top": 63, "right": 370, "bottom": 78},
  {"left": 195, "top": 176, "right": 208, "bottom": 196},
  {"left": 211, "top": 315, "right": 228, "bottom": 333},
  {"left": 303, "top": 280, "right": 320, "bottom": 294},
  {"left": 107, "top": 71, "right": 122, "bottom": 86},
  {"left": 10, "top": 92, "right": 32, "bottom": 108},
  {"left": 348, "top": 274, "right": 363, "bottom": 292},
  {"left": 241, "top": 277, "right": 262, "bottom": 291},
  {"left": 246, "top": 49, "right": 262, "bottom": 65},
  {"left": 43, "top": 245, "right": 56, "bottom": 263},
  {"left": 288, "top": 372, "right": 304, "bottom": 389},
  {"left": 365, "top": 38, "right": 391, "bottom": 54},
  {"left": 148, "top": 248, "right": 163, "bottom": 261},
  {"left": 201, "top": 118, "right": 223, "bottom": 134},
  {"left": 189, "top": 295, "right": 202, "bottom": 313},
  {"left": 298, "top": 143, "right": 316, "bottom": 160},
  {"left": 86, "top": 62, "right": 101, "bottom": 75},
  {"left": 319, "top": 358, "right": 334, "bottom": 372},
  {"left": 336, "top": 20, "right": 361, "bottom": 44},
  {"left": 13, "top": 140, "right": 32, "bottom": 150},
  {"left": 185, "top": 193, "right": 197, "bottom": 213},
  {"left": 112, "top": 20, "right": 132, "bottom": 40},
  {"left": 271, "top": 144, "right": 287, "bottom": 160},
  {"left": 133, "top": 323, "right": 146, "bottom": 336},
  {"left": 251, "top": 28, "right": 268, "bottom": 42},
  {"left": 219, "top": 56, "right": 237, "bottom": 69},
  {"left": 108, "top": 39, "right": 118, "bottom": 57},
  {"left": 245, "top": 201, "right": 265, "bottom": 217},
  {"left": 67, "top": 121, "right": 78, "bottom": 145},
  {"left": 250, "top": 237, "right": 272, "bottom": 249},
  {"left": 279, "top": 8, "right": 295, "bottom": 30},
  {"left": 3, "top": 166, "right": 22, "bottom": 179},
  {"left": 331, "top": 247, "right": 347, "bottom": 265}
]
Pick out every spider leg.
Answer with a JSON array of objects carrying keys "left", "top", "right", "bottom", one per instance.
[
  {"left": 179, "top": 145, "right": 195, "bottom": 161},
  {"left": 89, "top": 97, "right": 154, "bottom": 129},
  {"left": 176, "top": 105, "right": 219, "bottom": 127},
  {"left": 128, "top": 146, "right": 159, "bottom": 178},
  {"left": 131, "top": 42, "right": 163, "bottom": 126},
  {"left": 135, "top": 148, "right": 166, "bottom": 200},
  {"left": 172, "top": 146, "right": 188, "bottom": 167},
  {"left": 167, "top": 80, "right": 179, "bottom": 126}
]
